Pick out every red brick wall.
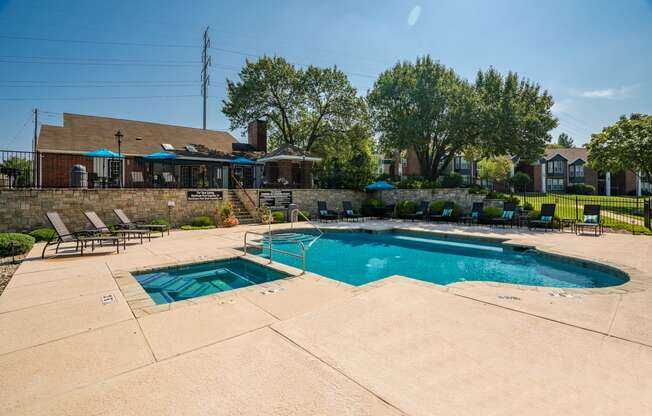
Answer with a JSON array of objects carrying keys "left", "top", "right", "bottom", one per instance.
[
  {"left": 533, "top": 164, "right": 542, "bottom": 192},
  {"left": 40, "top": 153, "right": 93, "bottom": 187}
]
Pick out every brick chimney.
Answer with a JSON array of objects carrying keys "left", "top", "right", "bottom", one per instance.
[{"left": 247, "top": 120, "right": 267, "bottom": 152}]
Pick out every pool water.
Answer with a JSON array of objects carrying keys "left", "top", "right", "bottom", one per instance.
[
  {"left": 256, "top": 231, "right": 628, "bottom": 288},
  {"left": 133, "top": 258, "right": 289, "bottom": 304}
]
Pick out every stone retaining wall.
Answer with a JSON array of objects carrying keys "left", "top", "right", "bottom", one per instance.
[
  {"left": 0, "top": 189, "right": 230, "bottom": 232},
  {"left": 0, "top": 187, "right": 492, "bottom": 232}
]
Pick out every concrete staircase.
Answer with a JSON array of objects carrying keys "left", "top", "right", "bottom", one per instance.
[{"left": 227, "top": 189, "right": 258, "bottom": 225}]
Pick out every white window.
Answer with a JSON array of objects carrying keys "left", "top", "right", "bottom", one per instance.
[
  {"left": 185, "top": 144, "right": 198, "bottom": 153},
  {"left": 547, "top": 160, "right": 565, "bottom": 175},
  {"left": 570, "top": 164, "right": 584, "bottom": 177},
  {"left": 546, "top": 178, "right": 564, "bottom": 191},
  {"left": 161, "top": 143, "right": 174, "bottom": 151}
]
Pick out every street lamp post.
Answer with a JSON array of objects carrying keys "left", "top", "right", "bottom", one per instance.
[{"left": 115, "top": 130, "right": 124, "bottom": 187}]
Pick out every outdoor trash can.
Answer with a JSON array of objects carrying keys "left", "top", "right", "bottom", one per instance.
[{"left": 69, "top": 164, "right": 88, "bottom": 188}]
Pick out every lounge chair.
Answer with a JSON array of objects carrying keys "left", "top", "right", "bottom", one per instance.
[
  {"left": 42, "top": 212, "right": 123, "bottom": 258},
  {"left": 528, "top": 203, "right": 556, "bottom": 232},
  {"left": 492, "top": 202, "right": 517, "bottom": 228},
  {"left": 162, "top": 172, "right": 176, "bottom": 186},
  {"left": 317, "top": 201, "right": 339, "bottom": 222},
  {"left": 406, "top": 201, "right": 430, "bottom": 221},
  {"left": 430, "top": 202, "right": 456, "bottom": 223},
  {"left": 113, "top": 208, "right": 169, "bottom": 237},
  {"left": 84, "top": 211, "right": 151, "bottom": 243},
  {"left": 459, "top": 202, "right": 484, "bottom": 225},
  {"left": 131, "top": 171, "right": 145, "bottom": 187},
  {"left": 576, "top": 204, "right": 603, "bottom": 236},
  {"left": 341, "top": 201, "right": 363, "bottom": 222}
]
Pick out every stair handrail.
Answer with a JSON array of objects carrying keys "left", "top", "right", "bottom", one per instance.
[
  {"left": 289, "top": 208, "right": 323, "bottom": 237},
  {"left": 243, "top": 230, "right": 306, "bottom": 274},
  {"left": 230, "top": 173, "right": 260, "bottom": 221}
]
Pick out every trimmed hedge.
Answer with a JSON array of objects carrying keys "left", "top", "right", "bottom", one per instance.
[
  {"left": 566, "top": 183, "right": 595, "bottom": 195},
  {"left": 441, "top": 172, "right": 463, "bottom": 188},
  {"left": 272, "top": 211, "right": 285, "bottom": 223},
  {"left": 29, "top": 227, "right": 57, "bottom": 242},
  {"left": 190, "top": 216, "right": 214, "bottom": 227},
  {"left": 150, "top": 218, "right": 171, "bottom": 229},
  {"left": 0, "top": 233, "right": 35, "bottom": 257},
  {"left": 396, "top": 200, "right": 418, "bottom": 217},
  {"left": 480, "top": 207, "right": 502, "bottom": 223}
]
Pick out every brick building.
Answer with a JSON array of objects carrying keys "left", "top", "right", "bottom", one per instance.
[{"left": 35, "top": 113, "right": 320, "bottom": 189}]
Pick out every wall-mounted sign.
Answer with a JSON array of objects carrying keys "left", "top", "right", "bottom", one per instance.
[
  {"left": 258, "top": 190, "right": 293, "bottom": 209},
  {"left": 186, "top": 190, "right": 223, "bottom": 201}
]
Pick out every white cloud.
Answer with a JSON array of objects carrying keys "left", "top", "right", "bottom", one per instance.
[
  {"left": 407, "top": 5, "right": 421, "bottom": 26},
  {"left": 579, "top": 86, "right": 635, "bottom": 99}
]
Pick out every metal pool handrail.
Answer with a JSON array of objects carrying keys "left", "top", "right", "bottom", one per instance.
[
  {"left": 289, "top": 208, "right": 323, "bottom": 235},
  {"left": 243, "top": 230, "right": 306, "bottom": 274}
]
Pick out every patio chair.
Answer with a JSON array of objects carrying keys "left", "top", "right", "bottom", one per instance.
[
  {"left": 492, "top": 202, "right": 517, "bottom": 228},
  {"left": 576, "top": 204, "right": 604, "bottom": 236},
  {"left": 459, "top": 202, "right": 484, "bottom": 225},
  {"left": 113, "top": 208, "right": 169, "bottom": 237},
  {"left": 406, "top": 201, "right": 430, "bottom": 221},
  {"left": 131, "top": 171, "right": 145, "bottom": 187},
  {"left": 341, "top": 201, "right": 363, "bottom": 222},
  {"left": 430, "top": 202, "right": 456, "bottom": 223},
  {"left": 84, "top": 211, "right": 151, "bottom": 244},
  {"left": 317, "top": 201, "right": 339, "bottom": 222},
  {"left": 528, "top": 203, "right": 557, "bottom": 232},
  {"left": 42, "top": 212, "right": 123, "bottom": 258}
]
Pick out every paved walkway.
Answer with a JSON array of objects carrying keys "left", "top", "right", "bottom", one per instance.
[{"left": 0, "top": 222, "right": 651, "bottom": 415}]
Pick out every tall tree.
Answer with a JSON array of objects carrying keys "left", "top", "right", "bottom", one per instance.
[
  {"left": 222, "top": 56, "right": 365, "bottom": 151},
  {"left": 557, "top": 132, "right": 574, "bottom": 148},
  {"left": 587, "top": 113, "right": 652, "bottom": 180},
  {"left": 474, "top": 67, "right": 558, "bottom": 162},
  {"left": 367, "top": 56, "right": 478, "bottom": 181}
]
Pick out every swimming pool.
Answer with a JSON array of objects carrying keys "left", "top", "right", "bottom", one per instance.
[
  {"left": 133, "top": 258, "right": 289, "bottom": 304},
  {"left": 255, "top": 230, "right": 628, "bottom": 288}
]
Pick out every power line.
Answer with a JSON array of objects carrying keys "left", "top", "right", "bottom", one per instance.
[
  {"left": 0, "top": 79, "right": 199, "bottom": 84},
  {"left": 0, "top": 34, "right": 197, "bottom": 49},
  {"left": 201, "top": 27, "right": 211, "bottom": 129},
  {"left": 0, "top": 59, "right": 197, "bottom": 67},
  {"left": 0, "top": 55, "right": 200, "bottom": 64},
  {"left": 0, "top": 94, "right": 201, "bottom": 101},
  {"left": 1, "top": 83, "right": 202, "bottom": 88}
]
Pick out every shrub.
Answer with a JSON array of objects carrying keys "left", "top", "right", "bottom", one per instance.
[
  {"left": 222, "top": 215, "right": 239, "bottom": 227},
  {"left": 485, "top": 191, "right": 504, "bottom": 200},
  {"left": 219, "top": 202, "right": 236, "bottom": 222},
  {"left": 180, "top": 225, "right": 216, "bottom": 231},
  {"left": 297, "top": 210, "right": 311, "bottom": 221},
  {"left": 190, "top": 216, "right": 214, "bottom": 227},
  {"left": 480, "top": 207, "right": 502, "bottom": 223},
  {"left": 523, "top": 202, "right": 534, "bottom": 211},
  {"left": 566, "top": 183, "right": 595, "bottom": 195},
  {"left": 396, "top": 200, "right": 418, "bottom": 217},
  {"left": 511, "top": 172, "right": 531, "bottom": 192},
  {"left": 428, "top": 200, "right": 462, "bottom": 218},
  {"left": 503, "top": 195, "right": 521, "bottom": 205},
  {"left": 271, "top": 211, "right": 285, "bottom": 223},
  {"left": 150, "top": 218, "right": 170, "bottom": 228},
  {"left": 0, "top": 233, "right": 35, "bottom": 257},
  {"left": 396, "top": 177, "right": 437, "bottom": 189},
  {"left": 29, "top": 227, "right": 56, "bottom": 242},
  {"left": 441, "top": 172, "right": 463, "bottom": 188},
  {"left": 468, "top": 185, "right": 487, "bottom": 194}
]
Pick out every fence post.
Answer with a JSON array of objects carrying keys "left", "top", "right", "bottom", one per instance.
[
  {"left": 575, "top": 196, "right": 579, "bottom": 221},
  {"left": 645, "top": 199, "right": 651, "bottom": 231}
]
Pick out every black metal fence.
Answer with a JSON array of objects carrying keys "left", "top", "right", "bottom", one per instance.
[
  {"left": 0, "top": 150, "right": 229, "bottom": 189},
  {"left": 520, "top": 192, "right": 652, "bottom": 234}
]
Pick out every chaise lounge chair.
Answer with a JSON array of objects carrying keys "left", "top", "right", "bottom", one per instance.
[
  {"left": 84, "top": 211, "right": 151, "bottom": 243},
  {"left": 576, "top": 204, "right": 603, "bottom": 236},
  {"left": 317, "top": 201, "right": 339, "bottom": 222},
  {"left": 341, "top": 201, "right": 364, "bottom": 222},
  {"left": 406, "top": 201, "right": 430, "bottom": 221},
  {"left": 528, "top": 203, "right": 556, "bottom": 232},
  {"left": 459, "top": 202, "right": 484, "bottom": 225},
  {"left": 430, "top": 202, "right": 456, "bottom": 223},
  {"left": 43, "top": 212, "right": 123, "bottom": 258},
  {"left": 113, "top": 208, "right": 169, "bottom": 237},
  {"left": 492, "top": 202, "right": 517, "bottom": 228}
]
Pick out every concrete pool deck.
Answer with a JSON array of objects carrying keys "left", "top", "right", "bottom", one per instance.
[{"left": 0, "top": 221, "right": 651, "bottom": 414}]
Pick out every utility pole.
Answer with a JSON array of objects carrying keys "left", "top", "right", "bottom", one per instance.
[
  {"left": 201, "top": 27, "right": 211, "bottom": 130},
  {"left": 32, "top": 108, "right": 38, "bottom": 187}
]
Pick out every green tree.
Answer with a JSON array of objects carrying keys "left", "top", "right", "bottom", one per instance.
[
  {"left": 511, "top": 171, "right": 531, "bottom": 192},
  {"left": 478, "top": 156, "right": 513, "bottom": 188},
  {"left": 367, "top": 56, "right": 478, "bottom": 181},
  {"left": 587, "top": 113, "right": 652, "bottom": 180},
  {"left": 1, "top": 157, "right": 33, "bottom": 187},
  {"left": 557, "top": 133, "right": 574, "bottom": 148},
  {"left": 474, "top": 67, "right": 558, "bottom": 162},
  {"left": 222, "top": 56, "right": 365, "bottom": 151},
  {"left": 312, "top": 124, "right": 378, "bottom": 190}
]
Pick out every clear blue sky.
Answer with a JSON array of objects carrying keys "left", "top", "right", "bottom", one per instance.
[{"left": 1, "top": 0, "right": 651, "bottom": 151}]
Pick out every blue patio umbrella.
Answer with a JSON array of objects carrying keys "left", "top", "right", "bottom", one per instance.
[
  {"left": 365, "top": 180, "right": 396, "bottom": 190},
  {"left": 229, "top": 156, "right": 256, "bottom": 165},
  {"left": 143, "top": 151, "right": 177, "bottom": 160},
  {"left": 84, "top": 148, "right": 123, "bottom": 158}
]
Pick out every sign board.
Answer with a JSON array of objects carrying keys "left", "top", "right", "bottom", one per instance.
[
  {"left": 186, "top": 190, "right": 223, "bottom": 201},
  {"left": 258, "top": 190, "right": 293, "bottom": 209}
]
